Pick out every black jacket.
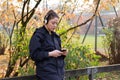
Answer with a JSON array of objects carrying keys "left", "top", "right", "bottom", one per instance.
[{"left": 29, "top": 26, "right": 65, "bottom": 80}]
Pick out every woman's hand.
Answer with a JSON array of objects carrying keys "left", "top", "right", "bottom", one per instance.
[
  {"left": 61, "top": 49, "right": 68, "bottom": 56},
  {"left": 49, "top": 50, "right": 63, "bottom": 57}
]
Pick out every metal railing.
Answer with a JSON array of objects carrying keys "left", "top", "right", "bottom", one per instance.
[{"left": 1, "top": 64, "right": 120, "bottom": 80}]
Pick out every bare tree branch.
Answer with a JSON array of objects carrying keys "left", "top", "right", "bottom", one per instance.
[
  {"left": 59, "top": 16, "right": 92, "bottom": 36},
  {"left": 5, "top": 0, "right": 42, "bottom": 77},
  {"left": 58, "top": 1, "right": 68, "bottom": 25},
  {"left": 26, "top": 0, "right": 41, "bottom": 24},
  {"left": 59, "top": 0, "right": 101, "bottom": 36},
  {"left": 21, "top": 0, "right": 27, "bottom": 24}
]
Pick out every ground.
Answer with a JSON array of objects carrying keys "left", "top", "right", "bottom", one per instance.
[{"left": 0, "top": 48, "right": 9, "bottom": 78}]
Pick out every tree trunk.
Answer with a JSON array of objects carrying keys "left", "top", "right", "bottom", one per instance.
[{"left": 109, "top": 17, "right": 120, "bottom": 64}]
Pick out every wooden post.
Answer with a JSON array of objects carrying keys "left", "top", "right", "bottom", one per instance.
[
  {"left": 87, "top": 68, "right": 94, "bottom": 80},
  {"left": 88, "top": 67, "right": 98, "bottom": 80}
]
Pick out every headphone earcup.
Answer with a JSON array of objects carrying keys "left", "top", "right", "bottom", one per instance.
[{"left": 44, "top": 19, "right": 47, "bottom": 24}]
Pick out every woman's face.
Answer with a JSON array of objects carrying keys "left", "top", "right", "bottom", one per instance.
[{"left": 46, "top": 17, "right": 59, "bottom": 32}]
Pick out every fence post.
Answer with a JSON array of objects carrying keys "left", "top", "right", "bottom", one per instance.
[
  {"left": 87, "top": 68, "right": 93, "bottom": 80},
  {"left": 88, "top": 68, "right": 94, "bottom": 80},
  {"left": 87, "top": 67, "right": 98, "bottom": 80}
]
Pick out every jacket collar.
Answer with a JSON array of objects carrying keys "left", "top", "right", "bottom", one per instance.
[{"left": 42, "top": 25, "right": 59, "bottom": 37}]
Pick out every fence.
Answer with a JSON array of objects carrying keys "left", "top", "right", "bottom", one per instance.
[{"left": 1, "top": 64, "right": 120, "bottom": 80}]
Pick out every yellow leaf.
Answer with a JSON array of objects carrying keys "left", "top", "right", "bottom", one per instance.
[
  {"left": 2, "top": 1, "right": 7, "bottom": 7},
  {"left": 17, "top": 0, "right": 22, "bottom": 2},
  {"left": 4, "top": 15, "right": 9, "bottom": 21},
  {"left": 9, "top": 0, "right": 13, "bottom": 2},
  {"left": 84, "top": 0, "right": 89, "bottom": 2},
  {"left": 104, "top": 4, "right": 110, "bottom": 10}
]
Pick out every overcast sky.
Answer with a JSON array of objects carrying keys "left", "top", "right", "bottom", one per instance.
[{"left": 29, "top": 0, "right": 94, "bottom": 12}]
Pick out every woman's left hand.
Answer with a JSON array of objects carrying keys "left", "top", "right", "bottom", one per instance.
[{"left": 61, "top": 49, "right": 68, "bottom": 56}]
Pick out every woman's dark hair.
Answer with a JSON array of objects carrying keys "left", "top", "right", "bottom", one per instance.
[{"left": 44, "top": 10, "right": 59, "bottom": 24}]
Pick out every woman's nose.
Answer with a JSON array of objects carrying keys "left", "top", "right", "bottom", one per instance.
[{"left": 54, "top": 23, "right": 57, "bottom": 27}]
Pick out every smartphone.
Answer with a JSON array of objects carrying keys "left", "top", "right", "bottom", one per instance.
[{"left": 61, "top": 49, "right": 66, "bottom": 52}]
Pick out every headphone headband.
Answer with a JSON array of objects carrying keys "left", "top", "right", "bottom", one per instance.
[{"left": 44, "top": 10, "right": 59, "bottom": 24}]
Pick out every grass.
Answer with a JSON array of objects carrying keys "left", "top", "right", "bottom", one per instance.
[
  {"left": 79, "top": 35, "right": 120, "bottom": 80},
  {"left": 80, "top": 34, "right": 104, "bottom": 49}
]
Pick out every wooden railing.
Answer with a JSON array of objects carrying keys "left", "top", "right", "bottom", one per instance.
[{"left": 1, "top": 64, "right": 120, "bottom": 80}]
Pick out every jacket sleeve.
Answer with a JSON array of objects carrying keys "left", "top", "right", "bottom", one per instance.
[{"left": 29, "top": 32, "right": 49, "bottom": 61}]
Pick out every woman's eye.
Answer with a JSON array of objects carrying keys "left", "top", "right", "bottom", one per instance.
[{"left": 52, "top": 22, "right": 56, "bottom": 25}]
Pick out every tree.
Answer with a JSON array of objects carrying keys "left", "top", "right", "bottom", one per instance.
[
  {"left": 0, "top": 0, "right": 42, "bottom": 77},
  {"left": 104, "top": 17, "right": 120, "bottom": 64}
]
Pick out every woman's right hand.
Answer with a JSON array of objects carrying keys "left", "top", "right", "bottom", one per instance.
[{"left": 49, "top": 50, "right": 63, "bottom": 57}]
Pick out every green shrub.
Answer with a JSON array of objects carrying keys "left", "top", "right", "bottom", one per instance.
[
  {"left": 58, "top": 20, "right": 100, "bottom": 70},
  {"left": 64, "top": 40, "right": 100, "bottom": 70},
  {"left": 11, "top": 27, "right": 35, "bottom": 76}
]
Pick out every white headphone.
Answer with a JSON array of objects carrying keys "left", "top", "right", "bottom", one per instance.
[
  {"left": 44, "top": 15, "right": 48, "bottom": 24},
  {"left": 44, "top": 19, "right": 47, "bottom": 24}
]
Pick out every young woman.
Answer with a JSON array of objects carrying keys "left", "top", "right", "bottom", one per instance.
[{"left": 29, "top": 10, "right": 68, "bottom": 80}]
